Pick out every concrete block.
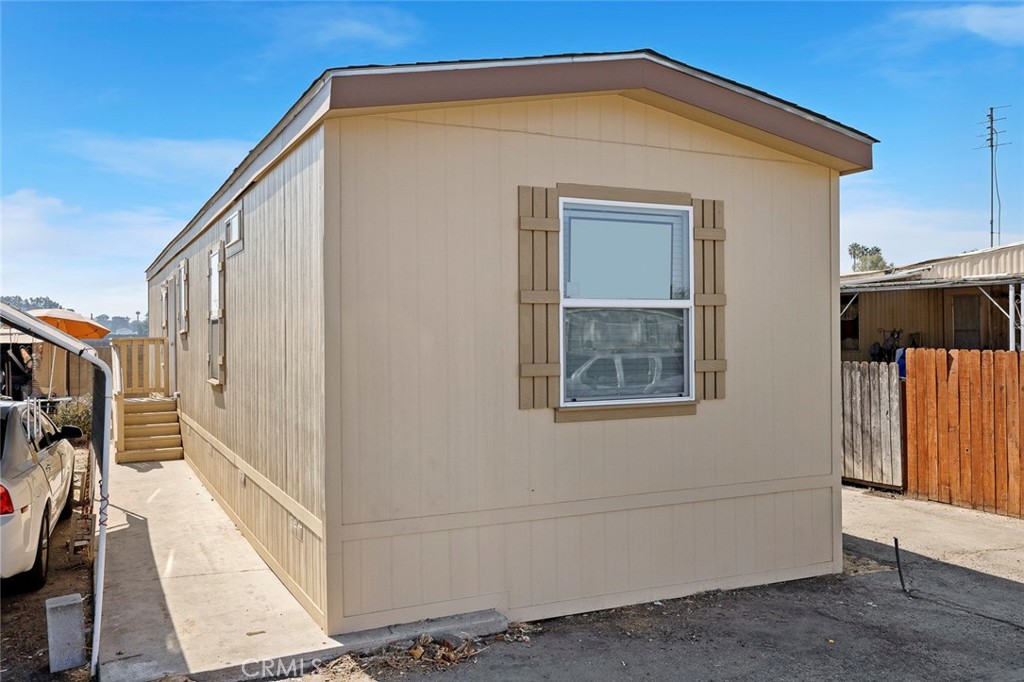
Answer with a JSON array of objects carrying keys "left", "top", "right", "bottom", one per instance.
[{"left": 46, "top": 593, "right": 86, "bottom": 672}]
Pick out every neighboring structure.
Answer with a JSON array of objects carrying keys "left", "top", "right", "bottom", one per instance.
[
  {"left": 840, "top": 242, "right": 1024, "bottom": 361},
  {"left": 145, "top": 50, "right": 875, "bottom": 635}
]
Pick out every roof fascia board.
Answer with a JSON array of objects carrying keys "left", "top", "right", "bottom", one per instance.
[
  {"left": 325, "top": 56, "right": 873, "bottom": 172},
  {"left": 326, "top": 51, "right": 875, "bottom": 146}
]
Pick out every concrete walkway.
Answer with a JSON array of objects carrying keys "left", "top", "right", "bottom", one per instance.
[
  {"left": 99, "top": 459, "right": 340, "bottom": 681},
  {"left": 843, "top": 486, "right": 1024, "bottom": 583},
  {"left": 99, "top": 459, "right": 504, "bottom": 682}
]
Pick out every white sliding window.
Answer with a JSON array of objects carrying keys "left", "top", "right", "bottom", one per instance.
[{"left": 560, "top": 199, "right": 694, "bottom": 406}]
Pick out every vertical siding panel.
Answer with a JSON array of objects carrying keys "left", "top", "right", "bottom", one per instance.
[
  {"left": 604, "top": 511, "right": 630, "bottom": 592},
  {"left": 773, "top": 493, "right": 795, "bottom": 569},
  {"left": 579, "top": 514, "right": 607, "bottom": 597},
  {"left": 387, "top": 121, "right": 422, "bottom": 520},
  {"left": 505, "top": 522, "right": 532, "bottom": 608},
  {"left": 555, "top": 517, "right": 583, "bottom": 601},
  {"left": 649, "top": 506, "right": 676, "bottom": 586},
  {"left": 446, "top": 122, "right": 480, "bottom": 514},
  {"left": 627, "top": 508, "right": 654, "bottom": 590},
  {"left": 477, "top": 525, "right": 505, "bottom": 597},
  {"left": 421, "top": 532, "right": 452, "bottom": 604},
  {"left": 417, "top": 120, "right": 450, "bottom": 516},
  {"left": 390, "top": 534, "right": 423, "bottom": 609},
  {"left": 531, "top": 520, "right": 559, "bottom": 604},
  {"left": 691, "top": 501, "right": 717, "bottom": 579},
  {"left": 753, "top": 495, "right": 776, "bottom": 572},
  {"left": 449, "top": 528, "right": 480, "bottom": 599}
]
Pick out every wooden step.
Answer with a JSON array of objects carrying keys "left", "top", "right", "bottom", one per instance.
[
  {"left": 116, "top": 446, "right": 184, "bottom": 464},
  {"left": 123, "top": 434, "right": 182, "bottom": 451},
  {"left": 124, "top": 398, "right": 177, "bottom": 414},
  {"left": 124, "top": 423, "right": 180, "bottom": 438},
  {"left": 125, "top": 411, "right": 178, "bottom": 426}
]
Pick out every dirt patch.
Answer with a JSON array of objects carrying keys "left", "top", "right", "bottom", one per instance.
[
  {"left": 1, "top": 448, "right": 93, "bottom": 681},
  {"left": 842, "top": 549, "right": 893, "bottom": 577}
]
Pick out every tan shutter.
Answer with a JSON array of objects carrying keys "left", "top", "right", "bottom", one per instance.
[
  {"left": 518, "top": 186, "right": 726, "bottom": 412},
  {"left": 692, "top": 198, "right": 726, "bottom": 400},
  {"left": 217, "top": 240, "right": 226, "bottom": 382},
  {"left": 518, "top": 185, "right": 560, "bottom": 409},
  {"left": 180, "top": 258, "right": 189, "bottom": 334}
]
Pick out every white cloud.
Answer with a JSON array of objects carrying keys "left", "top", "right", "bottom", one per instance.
[
  {"left": 897, "top": 4, "right": 1024, "bottom": 48},
  {"left": 57, "top": 131, "right": 252, "bottom": 185},
  {"left": 264, "top": 4, "right": 420, "bottom": 55},
  {"left": 1, "top": 189, "right": 182, "bottom": 317},
  {"left": 839, "top": 181, "right": 1019, "bottom": 272}
]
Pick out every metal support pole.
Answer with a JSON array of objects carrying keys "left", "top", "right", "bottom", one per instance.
[
  {"left": 1019, "top": 282, "right": 1024, "bottom": 353},
  {"left": 1011, "top": 284, "right": 1016, "bottom": 350}
]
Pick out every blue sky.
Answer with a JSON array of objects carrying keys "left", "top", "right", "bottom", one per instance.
[{"left": 2, "top": 1, "right": 1022, "bottom": 317}]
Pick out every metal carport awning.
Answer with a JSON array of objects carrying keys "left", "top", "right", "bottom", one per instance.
[
  {"left": 840, "top": 273, "right": 1024, "bottom": 351},
  {"left": 0, "top": 303, "right": 112, "bottom": 676}
]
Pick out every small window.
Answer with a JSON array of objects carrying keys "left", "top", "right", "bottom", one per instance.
[
  {"left": 560, "top": 199, "right": 694, "bottom": 406},
  {"left": 225, "top": 209, "right": 243, "bottom": 256}
]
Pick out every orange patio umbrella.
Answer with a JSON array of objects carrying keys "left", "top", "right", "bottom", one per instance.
[
  {"left": 28, "top": 308, "right": 110, "bottom": 340},
  {"left": 28, "top": 309, "right": 109, "bottom": 397}
]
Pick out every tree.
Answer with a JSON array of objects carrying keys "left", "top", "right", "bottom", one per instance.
[
  {"left": 848, "top": 243, "right": 892, "bottom": 272},
  {"left": 0, "top": 295, "right": 62, "bottom": 311}
]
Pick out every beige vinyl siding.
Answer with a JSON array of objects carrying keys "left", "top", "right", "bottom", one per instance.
[
  {"left": 146, "top": 127, "right": 327, "bottom": 621},
  {"left": 323, "top": 94, "right": 840, "bottom": 632}
]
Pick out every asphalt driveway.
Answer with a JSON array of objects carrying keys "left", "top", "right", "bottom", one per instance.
[{"left": 295, "top": 488, "right": 1024, "bottom": 682}]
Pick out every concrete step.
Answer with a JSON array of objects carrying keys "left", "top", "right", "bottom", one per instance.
[
  {"left": 116, "top": 446, "right": 184, "bottom": 464},
  {"left": 123, "top": 434, "right": 183, "bottom": 451},
  {"left": 124, "top": 423, "right": 180, "bottom": 438},
  {"left": 125, "top": 411, "right": 178, "bottom": 426},
  {"left": 124, "top": 398, "right": 177, "bottom": 415}
]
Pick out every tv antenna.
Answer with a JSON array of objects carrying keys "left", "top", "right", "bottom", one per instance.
[{"left": 976, "top": 106, "right": 1011, "bottom": 248}]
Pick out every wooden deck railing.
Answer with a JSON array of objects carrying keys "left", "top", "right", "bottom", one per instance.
[
  {"left": 111, "top": 337, "right": 168, "bottom": 397},
  {"left": 111, "top": 337, "right": 168, "bottom": 454}
]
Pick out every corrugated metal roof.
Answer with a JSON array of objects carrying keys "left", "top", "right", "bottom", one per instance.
[{"left": 841, "top": 242, "right": 1024, "bottom": 292}]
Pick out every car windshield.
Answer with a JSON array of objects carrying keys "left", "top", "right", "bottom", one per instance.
[{"left": 0, "top": 414, "right": 7, "bottom": 460}]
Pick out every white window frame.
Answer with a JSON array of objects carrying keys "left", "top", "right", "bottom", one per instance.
[
  {"left": 225, "top": 209, "right": 244, "bottom": 257},
  {"left": 558, "top": 197, "right": 695, "bottom": 408}
]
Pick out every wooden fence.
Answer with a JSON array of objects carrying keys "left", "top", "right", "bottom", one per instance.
[
  {"left": 905, "top": 348, "right": 1023, "bottom": 519},
  {"left": 841, "top": 361, "right": 903, "bottom": 489}
]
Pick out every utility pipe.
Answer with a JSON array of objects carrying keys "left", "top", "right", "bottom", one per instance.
[{"left": 81, "top": 350, "right": 112, "bottom": 678}]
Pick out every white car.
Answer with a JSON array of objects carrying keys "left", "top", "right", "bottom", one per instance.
[{"left": 1, "top": 400, "right": 80, "bottom": 588}]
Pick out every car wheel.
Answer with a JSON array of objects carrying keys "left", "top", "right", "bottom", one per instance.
[
  {"left": 25, "top": 509, "right": 50, "bottom": 590},
  {"left": 60, "top": 481, "right": 75, "bottom": 519}
]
